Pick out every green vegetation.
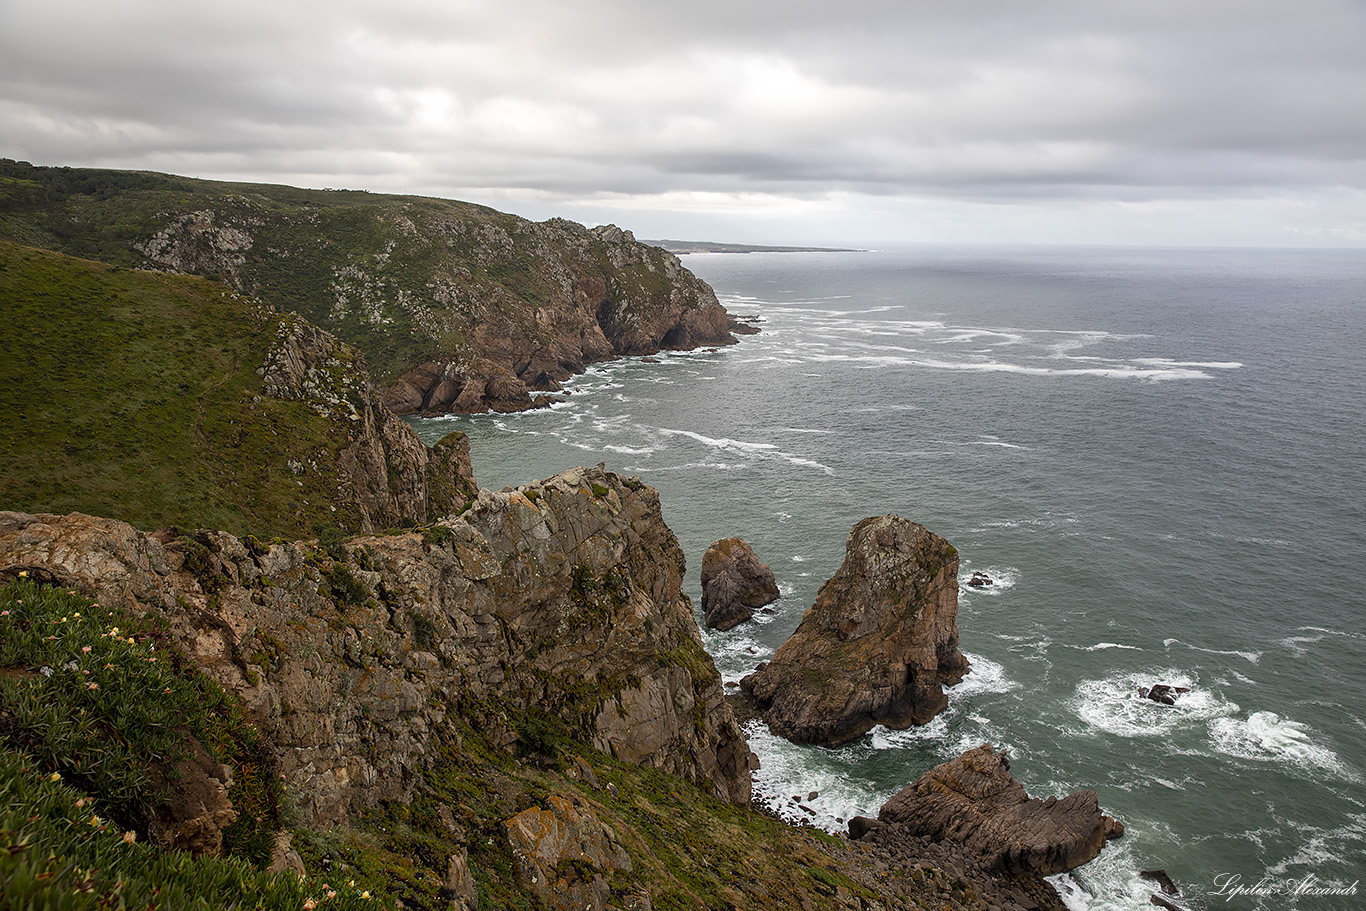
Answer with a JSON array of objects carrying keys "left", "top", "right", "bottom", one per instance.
[
  {"left": 0, "top": 576, "right": 376, "bottom": 909},
  {"left": 0, "top": 240, "right": 371, "bottom": 538},
  {"left": 0, "top": 160, "right": 719, "bottom": 388}
]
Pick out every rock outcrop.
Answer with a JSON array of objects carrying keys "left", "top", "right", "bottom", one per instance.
[
  {"left": 741, "top": 515, "right": 969, "bottom": 747},
  {"left": 260, "top": 314, "right": 478, "bottom": 532},
  {"left": 504, "top": 794, "right": 632, "bottom": 911},
  {"left": 700, "top": 537, "right": 780, "bottom": 631},
  {"left": 872, "top": 745, "right": 1123, "bottom": 876},
  {"left": 0, "top": 466, "right": 755, "bottom": 824}
]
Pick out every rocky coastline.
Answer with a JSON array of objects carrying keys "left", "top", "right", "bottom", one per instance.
[{"left": 0, "top": 163, "right": 1128, "bottom": 910}]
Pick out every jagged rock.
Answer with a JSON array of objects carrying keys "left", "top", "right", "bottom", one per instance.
[
  {"left": 700, "top": 537, "right": 780, "bottom": 631},
  {"left": 878, "top": 744, "right": 1123, "bottom": 876},
  {"left": 267, "top": 832, "right": 307, "bottom": 877},
  {"left": 1139, "top": 684, "right": 1191, "bottom": 706},
  {"left": 445, "top": 850, "right": 478, "bottom": 911},
  {"left": 967, "top": 572, "right": 994, "bottom": 587},
  {"left": 146, "top": 738, "right": 238, "bottom": 857},
  {"left": 504, "top": 794, "right": 632, "bottom": 911},
  {"left": 741, "top": 516, "right": 969, "bottom": 747},
  {"left": 259, "top": 314, "right": 478, "bottom": 532},
  {"left": 1140, "top": 869, "right": 1180, "bottom": 895},
  {"left": 0, "top": 466, "right": 755, "bottom": 824}
]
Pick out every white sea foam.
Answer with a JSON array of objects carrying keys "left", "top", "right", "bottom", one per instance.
[
  {"left": 1209, "top": 712, "right": 1357, "bottom": 781},
  {"left": 950, "top": 652, "right": 1018, "bottom": 699},
  {"left": 1079, "top": 642, "right": 1144, "bottom": 652},
  {"left": 1266, "top": 813, "right": 1366, "bottom": 879},
  {"left": 957, "top": 565, "right": 1020, "bottom": 596},
  {"left": 1070, "top": 669, "right": 1237, "bottom": 738},
  {"left": 1049, "top": 839, "right": 1168, "bottom": 911},
  {"left": 744, "top": 721, "right": 897, "bottom": 832},
  {"left": 1181, "top": 643, "right": 1262, "bottom": 664}
]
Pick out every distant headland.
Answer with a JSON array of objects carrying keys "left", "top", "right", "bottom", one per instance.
[{"left": 643, "top": 238, "right": 865, "bottom": 254}]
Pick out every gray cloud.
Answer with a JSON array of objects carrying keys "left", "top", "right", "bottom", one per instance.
[{"left": 2, "top": 0, "right": 1364, "bottom": 244}]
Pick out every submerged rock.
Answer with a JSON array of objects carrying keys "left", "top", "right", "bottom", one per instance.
[
  {"left": 1140, "top": 684, "right": 1191, "bottom": 706},
  {"left": 700, "top": 537, "right": 780, "bottom": 631},
  {"left": 741, "top": 515, "right": 969, "bottom": 747},
  {"left": 877, "top": 744, "right": 1123, "bottom": 876}
]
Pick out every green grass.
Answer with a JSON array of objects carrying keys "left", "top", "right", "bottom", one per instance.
[
  {"left": 0, "top": 576, "right": 382, "bottom": 909},
  {"left": 0, "top": 241, "right": 370, "bottom": 538}
]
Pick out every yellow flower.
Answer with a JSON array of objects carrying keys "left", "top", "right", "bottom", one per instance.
[
  {"left": 90, "top": 815, "right": 102, "bottom": 827},
  {"left": 49, "top": 772, "right": 61, "bottom": 782},
  {"left": 122, "top": 830, "right": 136, "bottom": 844},
  {"left": 361, "top": 892, "right": 370, "bottom": 900},
  {"left": 17, "top": 571, "right": 26, "bottom": 578}
]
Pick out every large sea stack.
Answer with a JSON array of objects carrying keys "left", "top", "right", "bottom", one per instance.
[{"left": 741, "top": 515, "right": 969, "bottom": 747}]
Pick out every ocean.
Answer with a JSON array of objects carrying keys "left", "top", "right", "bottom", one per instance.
[{"left": 408, "top": 245, "right": 1366, "bottom": 910}]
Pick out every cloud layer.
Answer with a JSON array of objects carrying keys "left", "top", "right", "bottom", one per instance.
[{"left": 3, "top": 0, "right": 1364, "bottom": 244}]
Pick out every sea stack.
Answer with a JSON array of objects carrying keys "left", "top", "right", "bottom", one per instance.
[
  {"left": 741, "top": 515, "right": 969, "bottom": 747},
  {"left": 700, "top": 537, "right": 780, "bottom": 631}
]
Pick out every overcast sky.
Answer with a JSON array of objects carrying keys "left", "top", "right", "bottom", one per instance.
[{"left": 3, "top": 0, "right": 1364, "bottom": 246}]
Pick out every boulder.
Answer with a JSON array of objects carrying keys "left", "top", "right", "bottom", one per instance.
[
  {"left": 700, "top": 537, "right": 779, "bottom": 631},
  {"left": 504, "top": 794, "right": 631, "bottom": 911},
  {"left": 1139, "top": 684, "right": 1191, "bottom": 706},
  {"left": 967, "top": 572, "right": 994, "bottom": 587},
  {"left": 878, "top": 744, "right": 1123, "bottom": 876},
  {"left": 741, "top": 516, "right": 969, "bottom": 746}
]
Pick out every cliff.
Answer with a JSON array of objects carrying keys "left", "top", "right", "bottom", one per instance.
[
  {"left": 742, "top": 515, "right": 970, "bottom": 747},
  {"left": 0, "top": 240, "right": 475, "bottom": 539},
  {"left": 0, "top": 494, "right": 1069, "bottom": 911},
  {"left": 0, "top": 161, "right": 738, "bottom": 413},
  {"left": 0, "top": 466, "right": 752, "bottom": 821}
]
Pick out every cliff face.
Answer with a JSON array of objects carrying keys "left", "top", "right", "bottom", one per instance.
[
  {"left": 742, "top": 515, "right": 970, "bottom": 747},
  {"left": 0, "top": 163, "right": 738, "bottom": 414},
  {"left": 0, "top": 466, "right": 754, "bottom": 824}
]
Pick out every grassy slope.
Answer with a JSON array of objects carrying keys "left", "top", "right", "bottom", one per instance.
[
  {"left": 0, "top": 240, "right": 367, "bottom": 538},
  {"left": 0, "top": 162, "right": 569, "bottom": 383}
]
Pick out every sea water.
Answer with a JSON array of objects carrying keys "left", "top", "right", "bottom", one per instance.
[{"left": 409, "top": 245, "right": 1366, "bottom": 910}]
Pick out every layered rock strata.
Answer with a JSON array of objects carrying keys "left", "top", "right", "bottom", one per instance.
[
  {"left": 741, "top": 515, "right": 969, "bottom": 747},
  {"left": 0, "top": 466, "right": 755, "bottom": 824},
  {"left": 870, "top": 744, "right": 1124, "bottom": 876},
  {"left": 700, "top": 537, "right": 780, "bottom": 631}
]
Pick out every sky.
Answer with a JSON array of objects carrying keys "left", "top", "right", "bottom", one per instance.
[{"left": 2, "top": 0, "right": 1364, "bottom": 247}]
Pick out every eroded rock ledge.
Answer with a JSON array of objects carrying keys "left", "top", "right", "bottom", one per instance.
[
  {"left": 860, "top": 744, "right": 1124, "bottom": 877},
  {"left": 0, "top": 466, "right": 755, "bottom": 824},
  {"left": 741, "top": 515, "right": 969, "bottom": 747}
]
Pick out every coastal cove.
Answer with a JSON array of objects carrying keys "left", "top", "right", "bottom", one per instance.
[{"left": 411, "top": 245, "right": 1366, "bottom": 911}]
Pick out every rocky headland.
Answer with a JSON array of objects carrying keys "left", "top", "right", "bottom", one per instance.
[
  {"left": 0, "top": 163, "right": 1124, "bottom": 910},
  {"left": 0, "top": 162, "right": 738, "bottom": 415},
  {"left": 0, "top": 465, "right": 753, "bottom": 822}
]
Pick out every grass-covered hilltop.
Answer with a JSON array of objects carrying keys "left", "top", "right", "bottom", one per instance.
[
  {"left": 0, "top": 160, "right": 740, "bottom": 416},
  {"left": 1, "top": 162, "right": 1071, "bottom": 911}
]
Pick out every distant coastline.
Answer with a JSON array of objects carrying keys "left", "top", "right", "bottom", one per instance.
[{"left": 644, "top": 239, "right": 865, "bottom": 254}]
